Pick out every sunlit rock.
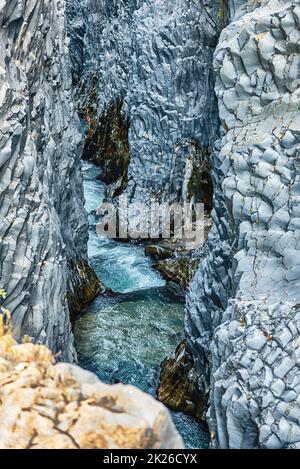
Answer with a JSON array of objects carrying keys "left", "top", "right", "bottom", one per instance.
[
  {"left": 0, "top": 333, "right": 184, "bottom": 449},
  {"left": 158, "top": 341, "right": 207, "bottom": 421},
  {"left": 186, "top": 0, "right": 300, "bottom": 448}
]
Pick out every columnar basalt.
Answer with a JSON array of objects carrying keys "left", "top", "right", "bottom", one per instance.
[
  {"left": 186, "top": 0, "right": 300, "bottom": 448},
  {"left": 67, "top": 0, "right": 220, "bottom": 206},
  {"left": 82, "top": 100, "right": 130, "bottom": 189},
  {"left": 0, "top": 0, "right": 100, "bottom": 361}
]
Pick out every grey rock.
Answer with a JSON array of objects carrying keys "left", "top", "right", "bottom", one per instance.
[
  {"left": 3, "top": 0, "right": 298, "bottom": 450},
  {"left": 0, "top": 0, "right": 97, "bottom": 361},
  {"left": 186, "top": 0, "right": 300, "bottom": 449},
  {"left": 66, "top": 0, "right": 220, "bottom": 206}
]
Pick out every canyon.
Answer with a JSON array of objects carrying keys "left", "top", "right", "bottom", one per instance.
[{"left": 0, "top": 0, "right": 300, "bottom": 450}]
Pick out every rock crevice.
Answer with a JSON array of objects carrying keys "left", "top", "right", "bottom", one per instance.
[{"left": 67, "top": 0, "right": 220, "bottom": 206}]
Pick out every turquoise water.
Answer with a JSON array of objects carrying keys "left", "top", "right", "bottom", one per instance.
[
  {"left": 82, "top": 162, "right": 166, "bottom": 293},
  {"left": 74, "top": 162, "right": 209, "bottom": 449}
]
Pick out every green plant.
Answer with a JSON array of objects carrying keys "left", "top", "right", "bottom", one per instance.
[
  {"left": 0, "top": 288, "right": 7, "bottom": 300},
  {"left": 0, "top": 289, "right": 11, "bottom": 337}
]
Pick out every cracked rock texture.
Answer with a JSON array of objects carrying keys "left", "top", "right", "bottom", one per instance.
[
  {"left": 186, "top": 0, "right": 300, "bottom": 448},
  {"left": 0, "top": 0, "right": 100, "bottom": 361},
  {"left": 66, "top": 0, "right": 220, "bottom": 205},
  {"left": 0, "top": 333, "right": 183, "bottom": 449}
]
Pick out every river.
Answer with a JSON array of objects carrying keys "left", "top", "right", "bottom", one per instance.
[{"left": 73, "top": 162, "right": 209, "bottom": 449}]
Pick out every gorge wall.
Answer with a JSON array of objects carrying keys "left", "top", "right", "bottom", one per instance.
[
  {"left": 186, "top": 0, "right": 300, "bottom": 448},
  {"left": 0, "top": 0, "right": 99, "bottom": 361},
  {"left": 67, "top": 0, "right": 220, "bottom": 206},
  {"left": 67, "top": 0, "right": 300, "bottom": 448}
]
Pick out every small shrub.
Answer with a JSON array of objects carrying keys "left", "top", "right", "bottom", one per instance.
[{"left": 0, "top": 289, "right": 11, "bottom": 337}]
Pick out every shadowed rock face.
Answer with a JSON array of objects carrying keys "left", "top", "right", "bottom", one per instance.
[
  {"left": 186, "top": 0, "right": 300, "bottom": 449},
  {"left": 157, "top": 340, "right": 207, "bottom": 421},
  {"left": 82, "top": 100, "right": 130, "bottom": 188},
  {"left": 0, "top": 0, "right": 100, "bottom": 361},
  {"left": 66, "top": 0, "right": 220, "bottom": 206}
]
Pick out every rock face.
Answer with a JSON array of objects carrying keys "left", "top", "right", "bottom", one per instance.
[
  {"left": 155, "top": 258, "right": 201, "bottom": 290},
  {"left": 0, "top": 0, "right": 100, "bottom": 361},
  {"left": 0, "top": 332, "right": 184, "bottom": 449},
  {"left": 66, "top": 0, "right": 220, "bottom": 205},
  {"left": 157, "top": 341, "right": 207, "bottom": 421},
  {"left": 186, "top": 0, "right": 300, "bottom": 449},
  {"left": 82, "top": 100, "right": 130, "bottom": 189}
]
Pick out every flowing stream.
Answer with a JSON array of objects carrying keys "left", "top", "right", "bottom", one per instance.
[{"left": 74, "top": 162, "right": 209, "bottom": 449}]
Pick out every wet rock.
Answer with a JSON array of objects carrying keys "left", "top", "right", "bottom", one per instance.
[
  {"left": 0, "top": 333, "right": 184, "bottom": 449},
  {"left": 67, "top": 260, "right": 105, "bottom": 320},
  {"left": 156, "top": 258, "right": 201, "bottom": 290},
  {"left": 145, "top": 246, "right": 174, "bottom": 261},
  {"left": 82, "top": 100, "right": 130, "bottom": 188},
  {"left": 157, "top": 341, "right": 207, "bottom": 421},
  {"left": 187, "top": 144, "right": 214, "bottom": 213}
]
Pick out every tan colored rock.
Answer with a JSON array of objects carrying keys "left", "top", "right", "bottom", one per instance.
[{"left": 0, "top": 334, "right": 184, "bottom": 449}]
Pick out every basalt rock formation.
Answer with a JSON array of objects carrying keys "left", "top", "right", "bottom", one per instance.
[
  {"left": 186, "top": 0, "right": 300, "bottom": 448},
  {"left": 0, "top": 330, "right": 183, "bottom": 449},
  {"left": 66, "top": 0, "right": 219, "bottom": 206},
  {"left": 0, "top": 0, "right": 100, "bottom": 361},
  {"left": 2, "top": 0, "right": 299, "bottom": 451},
  {"left": 82, "top": 100, "right": 130, "bottom": 189}
]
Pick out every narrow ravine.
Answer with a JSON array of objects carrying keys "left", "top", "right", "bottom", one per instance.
[{"left": 73, "top": 162, "right": 209, "bottom": 449}]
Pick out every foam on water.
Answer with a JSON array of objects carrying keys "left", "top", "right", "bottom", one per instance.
[
  {"left": 82, "top": 162, "right": 105, "bottom": 213},
  {"left": 74, "top": 286, "right": 209, "bottom": 449},
  {"left": 82, "top": 161, "right": 166, "bottom": 293},
  {"left": 75, "top": 162, "right": 209, "bottom": 449},
  {"left": 89, "top": 233, "right": 166, "bottom": 293},
  {"left": 75, "top": 287, "right": 185, "bottom": 395}
]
